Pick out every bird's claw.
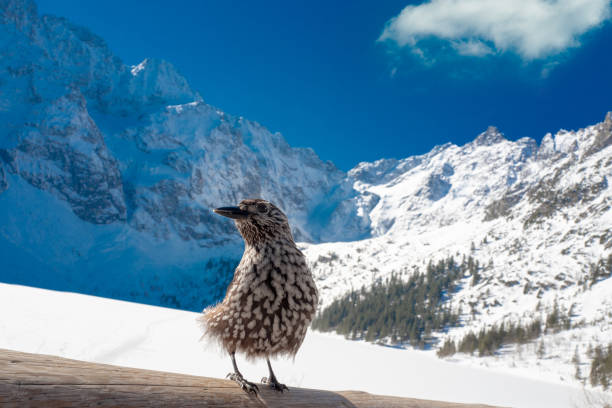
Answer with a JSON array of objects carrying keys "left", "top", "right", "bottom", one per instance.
[
  {"left": 261, "top": 376, "right": 289, "bottom": 393},
  {"left": 227, "top": 372, "right": 259, "bottom": 395}
]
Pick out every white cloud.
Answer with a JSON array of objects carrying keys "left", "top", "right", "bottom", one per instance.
[
  {"left": 379, "top": 0, "right": 611, "bottom": 60},
  {"left": 452, "top": 39, "right": 494, "bottom": 56}
]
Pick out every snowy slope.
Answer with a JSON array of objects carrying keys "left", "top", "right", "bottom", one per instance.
[{"left": 1, "top": 282, "right": 607, "bottom": 408}]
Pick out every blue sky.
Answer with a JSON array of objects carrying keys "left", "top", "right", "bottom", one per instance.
[{"left": 36, "top": 0, "right": 612, "bottom": 171}]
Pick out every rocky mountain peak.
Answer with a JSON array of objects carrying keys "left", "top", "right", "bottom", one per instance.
[
  {"left": 584, "top": 111, "right": 612, "bottom": 156},
  {"left": 127, "top": 57, "right": 200, "bottom": 108},
  {"left": 537, "top": 132, "right": 556, "bottom": 159},
  {"left": 473, "top": 125, "right": 506, "bottom": 146},
  {"left": 0, "top": 0, "right": 344, "bottom": 246}
]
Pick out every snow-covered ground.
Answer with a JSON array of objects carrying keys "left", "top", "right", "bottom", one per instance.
[{"left": 1, "top": 282, "right": 609, "bottom": 408}]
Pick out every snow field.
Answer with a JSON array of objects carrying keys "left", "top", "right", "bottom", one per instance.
[{"left": 1, "top": 282, "right": 609, "bottom": 408}]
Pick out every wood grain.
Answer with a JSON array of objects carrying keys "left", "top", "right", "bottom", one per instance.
[{"left": 0, "top": 348, "right": 503, "bottom": 408}]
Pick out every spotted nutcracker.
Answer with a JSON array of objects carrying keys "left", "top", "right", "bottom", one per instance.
[{"left": 199, "top": 198, "right": 318, "bottom": 394}]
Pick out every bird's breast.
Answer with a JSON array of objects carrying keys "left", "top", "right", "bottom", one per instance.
[{"left": 229, "top": 243, "right": 317, "bottom": 315}]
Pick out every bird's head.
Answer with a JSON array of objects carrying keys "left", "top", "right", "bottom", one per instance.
[{"left": 213, "top": 198, "right": 293, "bottom": 245}]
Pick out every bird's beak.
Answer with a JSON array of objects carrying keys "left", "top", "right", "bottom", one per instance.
[{"left": 213, "top": 206, "right": 249, "bottom": 220}]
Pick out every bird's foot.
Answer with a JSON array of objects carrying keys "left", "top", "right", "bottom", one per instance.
[
  {"left": 261, "top": 376, "right": 289, "bottom": 393},
  {"left": 227, "top": 372, "right": 259, "bottom": 395}
]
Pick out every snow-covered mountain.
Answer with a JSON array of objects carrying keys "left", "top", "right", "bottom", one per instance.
[
  {"left": 306, "top": 116, "right": 611, "bottom": 306},
  {"left": 0, "top": 0, "right": 345, "bottom": 309},
  {"left": 1, "top": 0, "right": 611, "bottom": 392},
  {"left": 303, "top": 114, "right": 612, "bottom": 389}
]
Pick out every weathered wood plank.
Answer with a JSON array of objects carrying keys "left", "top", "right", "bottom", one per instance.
[{"left": 0, "top": 348, "right": 502, "bottom": 408}]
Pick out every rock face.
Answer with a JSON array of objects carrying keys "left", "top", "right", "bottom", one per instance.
[
  {"left": 0, "top": 165, "right": 7, "bottom": 193},
  {"left": 1, "top": 92, "right": 126, "bottom": 224}
]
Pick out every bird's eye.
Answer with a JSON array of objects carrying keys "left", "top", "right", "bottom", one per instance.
[{"left": 256, "top": 203, "right": 268, "bottom": 213}]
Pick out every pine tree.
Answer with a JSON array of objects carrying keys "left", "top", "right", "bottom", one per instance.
[
  {"left": 546, "top": 300, "right": 560, "bottom": 332},
  {"left": 437, "top": 338, "right": 457, "bottom": 357},
  {"left": 537, "top": 340, "right": 545, "bottom": 359},
  {"left": 589, "top": 343, "right": 612, "bottom": 390},
  {"left": 573, "top": 346, "right": 581, "bottom": 380}
]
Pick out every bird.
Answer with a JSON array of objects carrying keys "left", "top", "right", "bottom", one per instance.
[{"left": 198, "top": 198, "right": 318, "bottom": 394}]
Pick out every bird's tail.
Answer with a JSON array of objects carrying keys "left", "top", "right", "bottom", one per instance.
[{"left": 197, "top": 304, "right": 228, "bottom": 347}]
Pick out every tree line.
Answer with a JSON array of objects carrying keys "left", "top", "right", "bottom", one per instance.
[
  {"left": 312, "top": 256, "right": 474, "bottom": 348},
  {"left": 590, "top": 343, "right": 612, "bottom": 390},
  {"left": 588, "top": 254, "right": 612, "bottom": 288},
  {"left": 437, "top": 299, "right": 573, "bottom": 357}
]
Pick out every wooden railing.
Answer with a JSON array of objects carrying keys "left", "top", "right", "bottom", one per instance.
[{"left": 0, "top": 348, "right": 503, "bottom": 407}]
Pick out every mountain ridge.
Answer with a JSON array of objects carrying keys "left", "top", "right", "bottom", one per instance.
[{"left": 0, "top": 0, "right": 344, "bottom": 309}]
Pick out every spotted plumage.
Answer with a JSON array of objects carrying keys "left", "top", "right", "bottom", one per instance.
[{"left": 198, "top": 198, "right": 318, "bottom": 393}]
